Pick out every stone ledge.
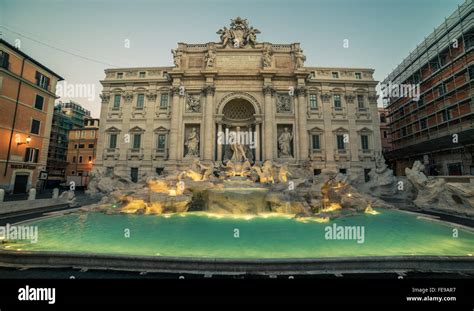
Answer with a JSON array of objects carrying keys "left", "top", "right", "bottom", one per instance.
[
  {"left": 0, "top": 199, "right": 70, "bottom": 218},
  {"left": 0, "top": 250, "right": 473, "bottom": 275}
]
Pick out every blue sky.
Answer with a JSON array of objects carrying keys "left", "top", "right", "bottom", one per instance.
[{"left": 0, "top": 0, "right": 465, "bottom": 117}]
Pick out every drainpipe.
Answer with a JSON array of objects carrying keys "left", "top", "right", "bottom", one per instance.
[{"left": 4, "top": 57, "right": 26, "bottom": 178}]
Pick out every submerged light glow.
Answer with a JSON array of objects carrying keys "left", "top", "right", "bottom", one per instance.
[{"left": 2, "top": 209, "right": 473, "bottom": 259}]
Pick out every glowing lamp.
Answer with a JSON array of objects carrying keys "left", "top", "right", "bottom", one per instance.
[{"left": 16, "top": 135, "right": 32, "bottom": 145}]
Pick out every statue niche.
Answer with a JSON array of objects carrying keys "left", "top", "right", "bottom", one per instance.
[
  {"left": 184, "top": 126, "right": 200, "bottom": 158},
  {"left": 277, "top": 125, "right": 294, "bottom": 158},
  {"left": 220, "top": 98, "right": 257, "bottom": 163},
  {"left": 223, "top": 126, "right": 253, "bottom": 162}
]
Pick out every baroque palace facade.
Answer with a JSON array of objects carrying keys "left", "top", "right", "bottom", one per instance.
[{"left": 96, "top": 18, "right": 381, "bottom": 182}]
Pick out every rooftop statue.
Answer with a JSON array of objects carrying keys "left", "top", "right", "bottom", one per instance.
[
  {"left": 171, "top": 49, "right": 182, "bottom": 69},
  {"left": 217, "top": 17, "right": 260, "bottom": 48}
]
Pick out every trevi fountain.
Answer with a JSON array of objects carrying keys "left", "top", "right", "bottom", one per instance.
[{"left": 1, "top": 154, "right": 473, "bottom": 272}]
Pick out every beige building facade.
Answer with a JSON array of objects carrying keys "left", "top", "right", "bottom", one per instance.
[
  {"left": 66, "top": 118, "right": 99, "bottom": 178},
  {"left": 96, "top": 18, "right": 381, "bottom": 183}
]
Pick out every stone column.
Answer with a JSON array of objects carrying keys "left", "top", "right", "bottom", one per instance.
[
  {"left": 321, "top": 93, "right": 335, "bottom": 168},
  {"left": 168, "top": 87, "right": 181, "bottom": 162},
  {"left": 297, "top": 86, "right": 309, "bottom": 161},
  {"left": 254, "top": 118, "right": 262, "bottom": 162},
  {"left": 217, "top": 121, "right": 223, "bottom": 162},
  {"left": 263, "top": 86, "right": 274, "bottom": 160},
  {"left": 203, "top": 85, "right": 216, "bottom": 160},
  {"left": 0, "top": 189, "right": 4, "bottom": 202},
  {"left": 177, "top": 94, "right": 186, "bottom": 160}
]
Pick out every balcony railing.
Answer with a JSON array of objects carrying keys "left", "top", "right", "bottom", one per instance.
[
  {"left": 310, "top": 149, "right": 325, "bottom": 161},
  {"left": 127, "top": 148, "right": 144, "bottom": 160},
  {"left": 333, "top": 148, "right": 349, "bottom": 161},
  {"left": 152, "top": 148, "right": 168, "bottom": 160},
  {"left": 108, "top": 106, "right": 123, "bottom": 119},
  {"left": 356, "top": 107, "right": 371, "bottom": 120},
  {"left": 103, "top": 148, "right": 120, "bottom": 160},
  {"left": 331, "top": 106, "right": 347, "bottom": 118},
  {"left": 358, "top": 149, "right": 374, "bottom": 160}
]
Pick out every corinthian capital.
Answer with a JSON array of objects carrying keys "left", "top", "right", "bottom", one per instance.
[
  {"left": 295, "top": 86, "right": 307, "bottom": 97},
  {"left": 262, "top": 85, "right": 275, "bottom": 96},
  {"left": 171, "top": 86, "right": 184, "bottom": 96},
  {"left": 201, "top": 85, "right": 216, "bottom": 96},
  {"left": 99, "top": 93, "right": 110, "bottom": 104}
]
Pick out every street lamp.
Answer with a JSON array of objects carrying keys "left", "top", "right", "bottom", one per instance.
[{"left": 16, "top": 135, "right": 31, "bottom": 145}]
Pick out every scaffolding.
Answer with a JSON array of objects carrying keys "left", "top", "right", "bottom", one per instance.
[{"left": 381, "top": 0, "right": 474, "bottom": 175}]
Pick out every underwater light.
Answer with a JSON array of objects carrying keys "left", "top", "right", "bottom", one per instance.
[{"left": 365, "top": 204, "right": 380, "bottom": 215}]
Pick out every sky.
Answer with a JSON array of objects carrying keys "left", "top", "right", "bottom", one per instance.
[{"left": 0, "top": 0, "right": 466, "bottom": 118}]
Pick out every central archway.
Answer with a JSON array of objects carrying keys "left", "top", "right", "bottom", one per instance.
[
  {"left": 222, "top": 98, "right": 256, "bottom": 123},
  {"left": 216, "top": 92, "right": 262, "bottom": 115},
  {"left": 216, "top": 95, "right": 262, "bottom": 163}
]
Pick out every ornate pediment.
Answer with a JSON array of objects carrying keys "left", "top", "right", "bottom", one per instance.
[
  {"left": 154, "top": 126, "right": 169, "bottom": 133},
  {"left": 309, "top": 126, "right": 324, "bottom": 133},
  {"left": 129, "top": 126, "right": 145, "bottom": 133},
  {"left": 333, "top": 127, "right": 349, "bottom": 133},
  {"left": 216, "top": 17, "right": 260, "bottom": 48},
  {"left": 105, "top": 126, "right": 121, "bottom": 133},
  {"left": 357, "top": 127, "right": 373, "bottom": 133}
]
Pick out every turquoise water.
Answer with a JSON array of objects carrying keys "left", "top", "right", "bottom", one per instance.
[{"left": 2, "top": 209, "right": 474, "bottom": 258}]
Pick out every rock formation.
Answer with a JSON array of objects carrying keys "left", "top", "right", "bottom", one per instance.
[
  {"left": 361, "top": 153, "right": 399, "bottom": 197},
  {"left": 83, "top": 160, "right": 395, "bottom": 219},
  {"left": 405, "top": 161, "right": 474, "bottom": 216}
]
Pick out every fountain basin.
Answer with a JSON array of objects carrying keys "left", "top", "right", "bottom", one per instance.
[{"left": 3, "top": 209, "right": 473, "bottom": 259}]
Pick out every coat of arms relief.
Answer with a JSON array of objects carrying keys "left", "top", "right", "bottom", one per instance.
[{"left": 216, "top": 17, "right": 260, "bottom": 48}]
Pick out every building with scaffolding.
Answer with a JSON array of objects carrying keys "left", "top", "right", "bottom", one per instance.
[
  {"left": 382, "top": 0, "right": 473, "bottom": 176},
  {"left": 46, "top": 101, "right": 91, "bottom": 186}
]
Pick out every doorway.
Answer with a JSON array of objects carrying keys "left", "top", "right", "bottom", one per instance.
[
  {"left": 447, "top": 163, "right": 462, "bottom": 176},
  {"left": 131, "top": 168, "right": 139, "bottom": 183},
  {"left": 13, "top": 173, "right": 29, "bottom": 194}
]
